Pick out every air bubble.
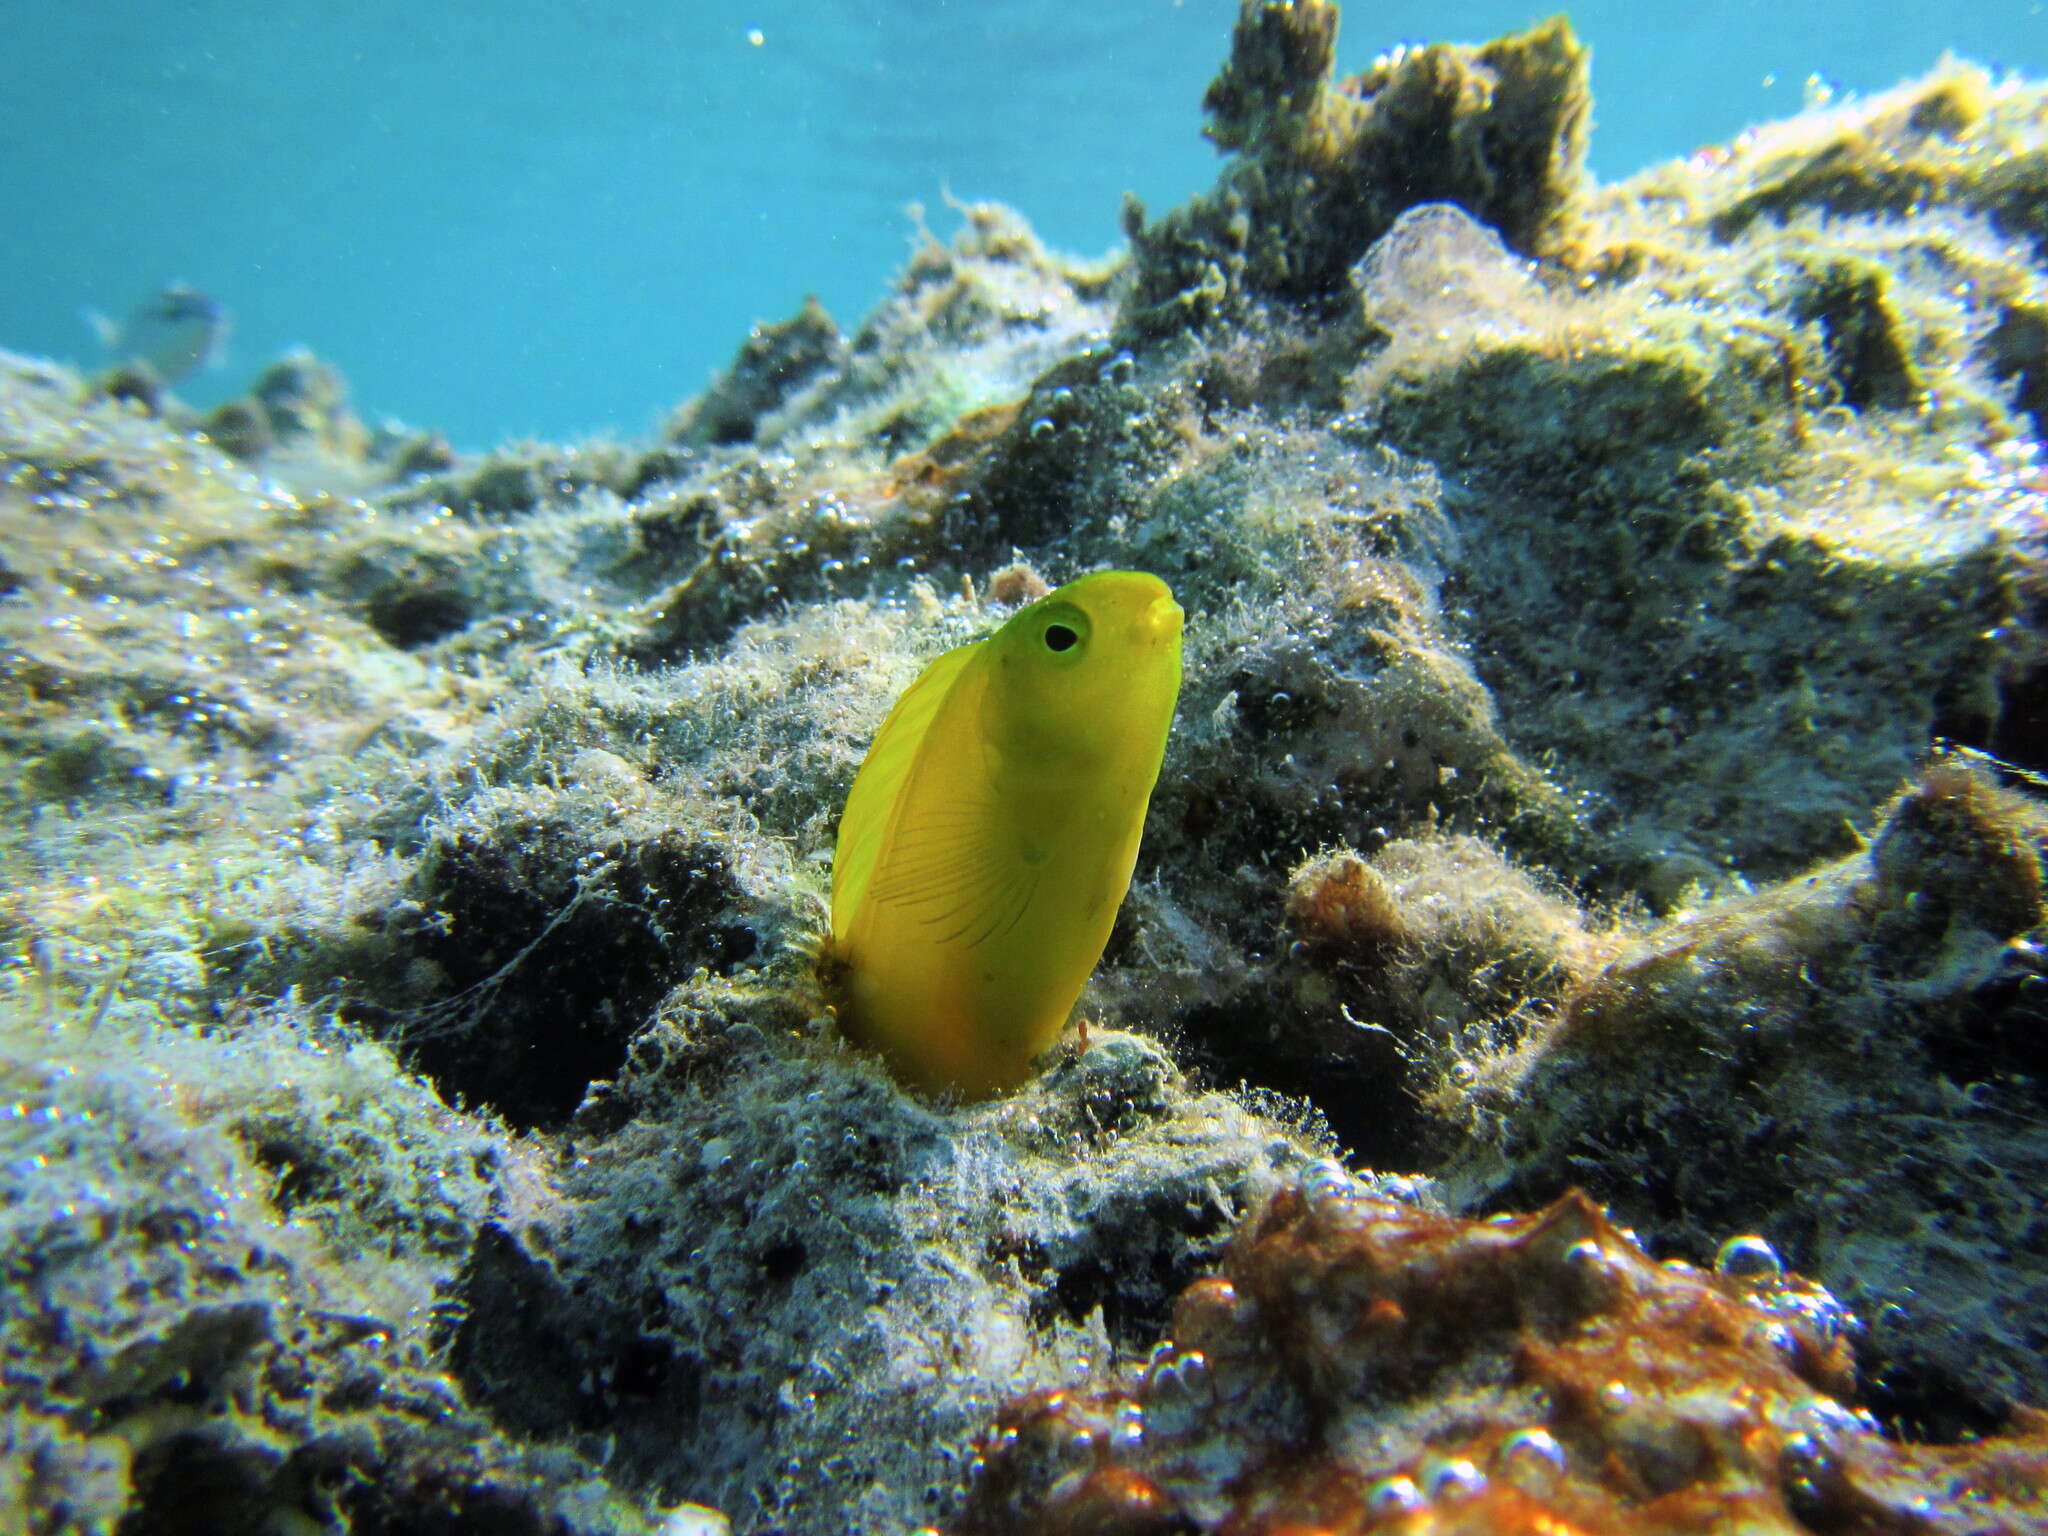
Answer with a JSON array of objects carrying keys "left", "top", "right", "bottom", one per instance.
[
  {"left": 1364, "top": 1476, "right": 1422, "bottom": 1515},
  {"left": 1144, "top": 1349, "right": 1212, "bottom": 1437},
  {"left": 1109, "top": 1403, "right": 1144, "bottom": 1453},
  {"left": 1299, "top": 1158, "right": 1353, "bottom": 1209},
  {"left": 1801, "top": 1398, "right": 1876, "bottom": 1438},
  {"left": 1353, "top": 203, "right": 1541, "bottom": 345},
  {"left": 1714, "top": 1234, "right": 1783, "bottom": 1279},
  {"left": 1780, "top": 1430, "right": 1833, "bottom": 1513},
  {"left": 1495, "top": 1427, "right": 1566, "bottom": 1490},
  {"left": 1422, "top": 1458, "right": 1485, "bottom": 1500},
  {"left": 1150, "top": 1349, "right": 1210, "bottom": 1401},
  {"left": 1780, "top": 1431, "right": 1826, "bottom": 1474}
]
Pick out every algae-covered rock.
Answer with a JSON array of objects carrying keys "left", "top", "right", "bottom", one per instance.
[
  {"left": 0, "top": 1005, "right": 663, "bottom": 1536},
  {"left": 669, "top": 293, "right": 845, "bottom": 448},
  {"left": 957, "top": 1167, "right": 2048, "bottom": 1535},
  {"left": 446, "top": 1021, "right": 1326, "bottom": 1532},
  {"left": 1437, "top": 757, "right": 2048, "bottom": 1431},
  {"left": 6, "top": 3, "right": 2048, "bottom": 1533},
  {"left": 1126, "top": 2, "right": 1592, "bottom": 334},
  {"left": 1699, "top": 66, "right": 2048, "bottom": 249}
]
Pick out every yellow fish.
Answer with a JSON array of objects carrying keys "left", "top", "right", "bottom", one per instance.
[{"left": 828, "top": 571, "right": 1184, "bottom": 1098}]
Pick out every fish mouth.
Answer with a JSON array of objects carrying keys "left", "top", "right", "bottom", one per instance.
[{"left": 1142, "top": 591, "right": 1186, "bottom": 645}]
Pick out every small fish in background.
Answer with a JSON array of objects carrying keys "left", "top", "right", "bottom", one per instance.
[{"left": 85, "top": 283, "right": 230, "bottom": 386}]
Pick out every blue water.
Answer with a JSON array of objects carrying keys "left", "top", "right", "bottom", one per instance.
[{"left": 7, "top": 0, "right": 2043, "bottom": 449}]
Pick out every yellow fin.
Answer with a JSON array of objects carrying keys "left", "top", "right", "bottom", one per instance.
[
  {"left": 830, "top": 639, "right": 981, "bottom": 937},
  {"left": 864, "top": 785, "right": 1045, "bottom": 950}
]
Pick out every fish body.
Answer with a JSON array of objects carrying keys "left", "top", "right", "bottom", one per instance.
[
  {"left": 87, "top": 284, "right": 229, "bottom": 385},
  {"left": 829, "top": 571, "right": 1184, "bottom": 1098}
]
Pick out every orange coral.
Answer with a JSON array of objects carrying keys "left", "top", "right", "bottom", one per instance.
[{"left": 954, "top": 1171, "right": 2048, "bottom": 1535}]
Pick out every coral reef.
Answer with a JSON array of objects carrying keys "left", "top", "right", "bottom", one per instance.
[
  {"left": 1440, "top": 757, "right": 2048, "bottom": 1433},
  {"left": 451, "top": 1024, "right": 1325, "bottom": 1532},
  {"left": 0, "top": 1004, "right": 656, "bottom": 1536},
  {"left": 1126, "top": 3, "right": 1592, "bottom": 332},
  {"left": 5, "top": 0, "right": 2048, "bottom": 1531},
  {"left": 668, "top": 294, "right": 845, "bottom": 448},
  {"left": 957, "top": 1168, "right": 2048, "bottom": 1535}
]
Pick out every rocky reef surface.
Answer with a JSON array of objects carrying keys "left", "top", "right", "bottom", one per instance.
[{"left": 6, "top": 3, "right": 2048, "bottom": 1532}]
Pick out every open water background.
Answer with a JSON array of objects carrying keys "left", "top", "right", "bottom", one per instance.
[{"left": 6, "top": 0, "right": 2044, "bottom": 447}]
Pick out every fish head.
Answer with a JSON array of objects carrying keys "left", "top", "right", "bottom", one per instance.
[{"left": 983, "top": 570, "right": 1183, "bottom": 774}]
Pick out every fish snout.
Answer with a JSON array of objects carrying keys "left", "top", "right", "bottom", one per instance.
[{"left": 1138, "top": 590, "right": 1185, "bottom": 649}]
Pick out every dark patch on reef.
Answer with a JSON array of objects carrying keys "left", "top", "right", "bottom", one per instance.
[
  {"left": 1987, "top": 300, "right": 2048, "bottom": 442},
  {"left": 1178, "top": 997, "right": 1423, "bottom": 1173},
  {"left": 382, "top": 814, "right": 759, "bottom": 1129},
  {"left": 1984, "top": 587, "right": 2048, "bottom": 777},
  {"left": 332, "top": 542, "right": 479, "bottom": 648},
  {"left": 445, "top": 1221, "right": 707, "bottom": 1463},
  {"left": 1793, "top": 256, "right": 1924, "bottom": 410}
]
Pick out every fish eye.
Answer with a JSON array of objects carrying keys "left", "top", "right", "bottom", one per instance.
[{"left": 1042, "top": 623, "right": 1080, "bottom": 653}]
